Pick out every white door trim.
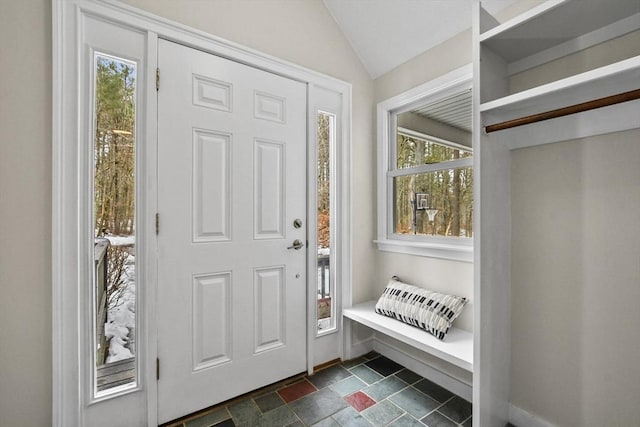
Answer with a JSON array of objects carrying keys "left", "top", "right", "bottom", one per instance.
[{"left": 52, "top": 1, "right": 351, "bottom": 426}]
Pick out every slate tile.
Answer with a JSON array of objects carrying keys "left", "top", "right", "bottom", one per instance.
[
  {"left": 288, "top": 388, "right": 348, "bottom": 425},
  {"left": 362, "top": 351, "right": 380, "bottom": 360},
  {"left": 350, "top": 365, "right": 383, "bottom": 385},
  {"left": 286, "top": 422, "right": 304, "bottom": 427},
  {"left": 421, "top": 411, "right": 458, "bottom": 427},
  {"left": 254, "top": 391, "right": 284, "bottom": 413},
  {"left": 462, "top": 417, "right": 473, "bottom": 427},
  {"left": 361, "top": 400, "right": 404, "bottom": 425},
  {"left": 389, "top": 386, "right": 439, "bottom": 419},
  {"left": 211, "top": 420, "right": 235, "bottom": 427},
  {"left": 329, "top": 375, "right": 366, "bottom": 397},
  {"left": 341, "top": 357, "right": 367, "bottom": 369},
  {"left": 395, "top": 369, "right": 422, "bottom": 385},
  {"left": 308, "top": 365, "right": 352, "bottom": 389},
  {"left": 278, "top": 380, "right": 317, "bottom": 403},
  {"left": 345, "top": 391, "right": 376, "bottom": 412},
  {"left": 311, "top": 417, "right": 340, "bottom": 427},
  {"left": 387, "top": 414, "right": 424, "bottom": 427},
  {"left": 253, "top": 406, "right": 297, "bottom": 426},
  {"left": 228, "top": 399, "right": 260, "bottom": 426},
  {"left": 413, "top": 379, "right": 455, "bottom": 403},
  {"left": 185, "top": 407, "right": 231, "bottom": 427},
  {"left": 365, "top": 356, "right": 404, "bottom": 377},
  {"left": 362, "top": 375, "right": 407, "bottom": 401},
  {"left": 438, "top": 396, "right": 472, "bottom": 423},
  {"left": 332, "top": 406, "right": 373, "bottom": 426}
]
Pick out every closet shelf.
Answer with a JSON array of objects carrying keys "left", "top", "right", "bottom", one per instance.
[
  {"left": 479, "top": 56, "right": 640, "bottom": 124},
  {"left": 479, "top": 0, "right": 640, "bottom": 64}
]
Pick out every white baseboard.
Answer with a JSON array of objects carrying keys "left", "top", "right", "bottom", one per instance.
[
  {"left": 371, "top": 337, "right": 472, "bottom": 402},
  {"left": 509, "top": 404, "right": 556, "bottom": 427},
  {"left": 346, "top": 337, "right": 374, "bottom": 361}
]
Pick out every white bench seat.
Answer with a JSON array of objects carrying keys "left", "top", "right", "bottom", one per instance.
[{"left": 343, "top": 300, "right": 473, "bottom": 372}]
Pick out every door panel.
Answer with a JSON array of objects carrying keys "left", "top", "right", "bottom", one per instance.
[{"left": 157, "top": 39, "right": 307, "bottom": 423}]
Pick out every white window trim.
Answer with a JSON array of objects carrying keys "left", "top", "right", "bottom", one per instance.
[{"left": 375, "top": 64, "right": 473, "bottom": 263}]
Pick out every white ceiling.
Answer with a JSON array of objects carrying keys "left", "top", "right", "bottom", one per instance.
[{"left": 323, "top": 0, "right": 520, "bottom": 79}]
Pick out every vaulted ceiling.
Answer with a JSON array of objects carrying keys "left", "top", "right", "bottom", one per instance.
[{"left": 323, "top": 0, "right": 520, "bottom": 79}]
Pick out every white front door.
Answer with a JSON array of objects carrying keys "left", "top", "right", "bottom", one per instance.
[{"left": 157, "top": 39, "right": 307, "bottom": 424}]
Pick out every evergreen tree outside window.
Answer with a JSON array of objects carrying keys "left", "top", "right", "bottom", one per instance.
[{"left": 92, "top": 53, "right": 138, "bottom": 396}]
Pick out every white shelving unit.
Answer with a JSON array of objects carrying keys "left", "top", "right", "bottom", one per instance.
[{"left": 472, "top": 1, "right": 640, "bottom": 426}]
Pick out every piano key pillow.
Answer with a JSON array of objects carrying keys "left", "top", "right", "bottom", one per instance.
[{"left": 375, "top": 277, "right": 467, "bottom": 341}]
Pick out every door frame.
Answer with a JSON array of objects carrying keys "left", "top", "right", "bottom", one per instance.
[{"left": 52, "top": 1, "right": 352, "bottom": 426}]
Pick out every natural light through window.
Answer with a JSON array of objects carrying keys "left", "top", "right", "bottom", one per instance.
[
  {"left": 376, "top": 76, "right": 473, "bottom": 261},
  {"left": 393, "top": 130, "right": 473, "bottom": 238},
  {"left": 93, "top": 53, "right": 137, "bottom": 396},
  {"left": 317, "top": 111, "right": 335, "bottom": 333}
]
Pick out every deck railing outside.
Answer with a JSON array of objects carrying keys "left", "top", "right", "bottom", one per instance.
[
  {"left": 94, "top": 238, "right": 110, "bottom": 365},
  {"left": 317, "top": 254, "right": 330, "bottom": 299}
]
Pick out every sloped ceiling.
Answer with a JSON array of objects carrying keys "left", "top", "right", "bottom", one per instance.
[{"left": 323, "top": 0, "right": 520, "bottom": 79}]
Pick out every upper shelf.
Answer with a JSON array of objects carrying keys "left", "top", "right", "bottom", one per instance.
[
  {"left": 480, "top": 0, "right": 640, "bottom": 64},
  {"left": 480, "top": 55, "right": 640, "bottom": 124}
]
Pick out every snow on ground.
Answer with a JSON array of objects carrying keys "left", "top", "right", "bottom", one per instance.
[
  {"left": 106, "top": 235, "right": 135, "bottom": 247},
  {"left": 104, "top": 323, "right": 133, "bottom": 362},
  {"left": 104, "top": 236, "right": 137, "bottom": 363},
  {"left": 102, "top": 242, "right": 331, "bottom": 360}
]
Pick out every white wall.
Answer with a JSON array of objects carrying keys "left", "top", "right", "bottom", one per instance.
[
  {"left": 0, "top": 1, "right": 374, "bottom": 425},
  {"left": 511, "top": 129, "right": 640, "bottom": 426}
]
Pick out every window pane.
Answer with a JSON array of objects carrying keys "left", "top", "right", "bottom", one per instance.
[
  {"left": 396, "top": 133, "right": 471, "bottom": 169},
  {"left": 393, "top": 167, "right": 473, "bottom": 237},
  {"left": 93, "top": 54, "right": 137, "bottom": 394},
  {"left": 317, "top": 112, "right": 335, "bottom": 333}
]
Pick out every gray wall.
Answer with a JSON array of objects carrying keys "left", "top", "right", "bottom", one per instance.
[
  {"left": 511, "top": 129, "right": 640, "bottom": 426},
  {"left": 0, "top": 1, "right": 52, "bottom": 426},
  {"left": 507, "top": 19, "right": 640, "bottom": 426},
  {"left": 0, "top": 1, "right": 373, "bottom": 425}
]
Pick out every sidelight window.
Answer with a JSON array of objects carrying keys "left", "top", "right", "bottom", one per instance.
[
  {"left": 316, "top": 111, "right": 336, "bottom": 333},
  {"left": 92, "top": 53, "right": 137, "bottom": 396}
]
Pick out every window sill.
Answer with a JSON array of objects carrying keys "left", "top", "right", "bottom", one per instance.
[{"left": 374, "top": 238, "right": 473, "bottom": 263}]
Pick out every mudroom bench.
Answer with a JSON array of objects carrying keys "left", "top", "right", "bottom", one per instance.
[{"left": 343, "top": 300, "right": 473, "bottom": 372}]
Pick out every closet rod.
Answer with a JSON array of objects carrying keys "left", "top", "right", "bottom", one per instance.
[{"left": 485, "top": 88, "right": 640, "bottom": 133}]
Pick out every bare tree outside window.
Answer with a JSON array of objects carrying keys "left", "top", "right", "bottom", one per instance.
[
  {"left": 93, "top": 54, "right": 137, "bottom": 394},
  {"left": 394, "top": 133, "right": 473, "bottom": 238}
]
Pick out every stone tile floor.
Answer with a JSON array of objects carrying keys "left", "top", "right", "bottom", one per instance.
[{"left": 162, "top": 352, "right": 472, "bottom": 427}]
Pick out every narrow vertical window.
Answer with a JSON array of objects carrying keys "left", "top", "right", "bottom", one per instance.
[
  {"left": 93, "top": 54, "right": 137, "bottom": 395},
  {"left": 317, "top": 112, "right": 335, "bottom": 333}
]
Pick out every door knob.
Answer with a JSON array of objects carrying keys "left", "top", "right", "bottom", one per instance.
[{"left": 287, "top": 239, "right": 304, "bottom": 250}]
